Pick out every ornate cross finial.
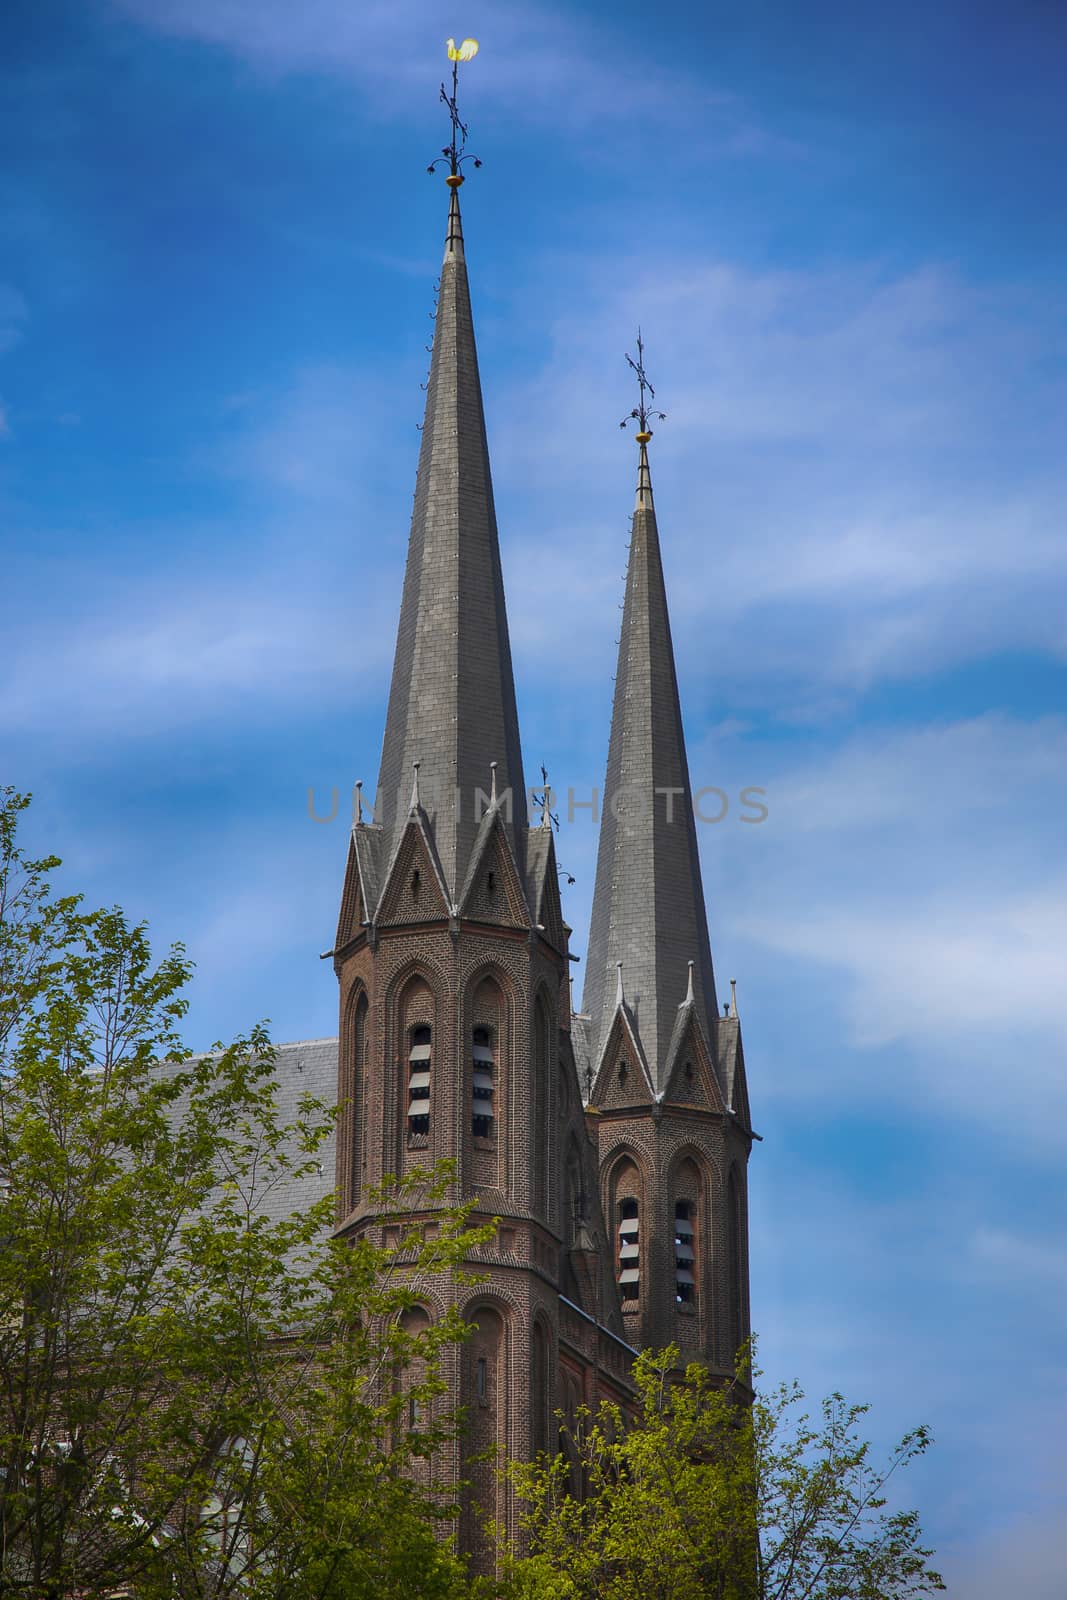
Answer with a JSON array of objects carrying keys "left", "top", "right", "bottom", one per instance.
[
  {"left": 427, "top": 38, "right": 482, "bottom": 185},
  {"left": 619, "top": 328, "right": 667, "bottom": 443}
]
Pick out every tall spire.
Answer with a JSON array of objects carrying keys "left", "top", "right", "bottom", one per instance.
[
  {"left": 583, "top": 346, "right": 718, "bottom": 1086},
  {"left": 374, "top": 170, "right": 527, "bottom": 898}
]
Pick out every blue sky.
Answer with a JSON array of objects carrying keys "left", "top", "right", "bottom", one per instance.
[{"left": 3, "top": 0, "right": 1066, "bottom": 1589}]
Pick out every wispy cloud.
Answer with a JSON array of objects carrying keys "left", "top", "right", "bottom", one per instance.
[
  {"left": 108, "top": 0, "right": 770, "bottom": 152},
  {"left": 0, "top": 564, "right": 391, "bottom": 742},
  {"left": 709, "top": 715, "right": 1067, "bottom": 1137},
  {"left": 940, "top": 1507, "right": 1067, "bottom": 1600},
  {"left": 488, "top": 253, "right": 1067, "bottom": 701},
  {"left": 968, "top": 1226, "right": 1067, "bottom": 1294}
]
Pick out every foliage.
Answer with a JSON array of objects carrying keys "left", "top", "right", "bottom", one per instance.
[
  {"left": 0, "top": 788, "right": 482, "bottom": 1599},
  {"left": 493, "top": 1345, "right": 944, "bottom": 1600}
]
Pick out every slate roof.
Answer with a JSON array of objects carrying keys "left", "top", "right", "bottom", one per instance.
[
  {"left": 157, "top": 1038, "right": 339, "bottom": 1233},
  {"left": 582, "top": 443, "right": 719, "bottom": 1092},
  {"left": 374, "top": 182, "right": 527, "bottom": 905},
  {"left": 255, "top": 1037, "right": 339, "bottom": 1228}
]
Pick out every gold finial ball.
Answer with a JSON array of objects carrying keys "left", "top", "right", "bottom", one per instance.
[
  {"left": 635, "top": 430, "right": 653, "bottom": 444},
  {"left": 446, "top": 173, "right": 465, "bottom": 188}
]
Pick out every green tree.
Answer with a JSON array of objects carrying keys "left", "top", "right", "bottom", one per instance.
[
  {"left": 0, "top": 789, "right": 481, "bottom": 1598},
  {"left": 494, "top": 1346, "right": 944, "bottom": 1600}
]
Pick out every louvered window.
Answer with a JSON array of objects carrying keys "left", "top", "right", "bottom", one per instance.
[
  {"left": 675, "top": 1200, "right": 695, "bottom": 1303},
  {"left": 618, "top": 1197, "right": 640, "bottom": 1301},
  {"left": 471, "top": 1025, "right": 494, "bottom": 1138},
  {"left": 407, "top": 1025, "right": 431, "bottom": 1137}
]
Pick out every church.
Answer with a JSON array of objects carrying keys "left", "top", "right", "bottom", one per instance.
[{"left": 282, "top": 103, "right": 755, "bottom": 1557}]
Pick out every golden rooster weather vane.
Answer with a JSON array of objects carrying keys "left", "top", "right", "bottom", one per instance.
[
  {"left": 428, "top": 37, "right": 482, "bottom": 185},
  {"left": 620, "top": 329, "right": 667, "bottom": 444}
]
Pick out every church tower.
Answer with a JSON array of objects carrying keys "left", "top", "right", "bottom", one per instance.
[
  {"left": 329, "top": 48, "right": 754, "bottom": 1567},
  {"left": 331, "top": 112, "right": 629, "bottom": 1561},
  {"left": 578, "top": 368, "right": 756, "bottom": 1376}
]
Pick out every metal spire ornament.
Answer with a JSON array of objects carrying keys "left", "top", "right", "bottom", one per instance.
[
  {"left": 619, "top": 328, "right": 667, "bottom": 443},
  {"left": 428, "top": 37, "right": 482, "bottom": 185}
]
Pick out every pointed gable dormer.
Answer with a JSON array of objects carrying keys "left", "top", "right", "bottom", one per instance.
[
  {"left": 373, "top": 181, "right": 527, "bottom": 907},
  {"left": 582, "top": 432, "right": 718, "bottom": 1092},
  {"left": 457, "top": 767, "right": 530, "bottom": 929},
  {"left": 661, "top": 962, "right": 724, "bottom": 1112},
  {"left": 588, "top": 963, "right": 657, "bottom": 1111}
]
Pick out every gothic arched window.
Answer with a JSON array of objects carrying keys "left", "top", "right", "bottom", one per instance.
[
  {"left": 618, "top": 1196, "right": 640, "bottom": 1301},
  {"left": 728, "top": 1167, "right": 745, "bottom": 1359},
  {"left": 399, "top": 1304, "right": 432, "bottom": 1434},
  {"left": 347, "top": 990, "right": 369, "bottom": 1207},
  {"left": 471, "top": 1024, "right": 494, "bottom": 1138},
  {"left": 407, "top": 1024, "right": 431, "bottom": 1139},
  {"left": 532, "top": 996, "right": 551, "bottom": 1217},
  {"left": 674, "top": 1199, "right": 695, "bottom": 1303}
]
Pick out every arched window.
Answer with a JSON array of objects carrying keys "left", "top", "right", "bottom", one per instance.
[
  {"left": 471, "top": 1024, "right": 495, "bottom": 1138},
  {"left": 566, "top": 1139, "right": 585, "bottom": 1237},
  {"left": 728, "top": 1168, "right": 745, "bottom": 1359},
  {"left": 462, "top": 1305, "right": 507, "bottom": 1557},
  {"left": 674, "top": 1199, "right": 695, "bottom": 1303},
  {"left": 399, "top": 1305, "right": 432, "bottom": 1434},
  {"left": 532, "top": 997, "right": 551, "bottom": 1217},
  {"left": 531, "top": 1320, "right": 549, "bottom": 1456},
  {"left": 407, "top": 1024, "right": 431, "bottom": 1139},
  {"left": 618, "top": 1197, "right": 640, "bottom": 1301},
  {"left": 351, "top": 992, "right": 368, "bottom": 1205}
]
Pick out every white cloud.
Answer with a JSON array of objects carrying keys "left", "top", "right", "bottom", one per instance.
[
  {"left": 108, "top": 0, "right": 747, "bottom": 146},
  {"left": 0, "top": 567, "right": 391, "bottom": 740},
  {"left": 968, "top": 1227, "right": 1067, "bottom": 1294},
  {"left": 486, "top": 252, "right": 1067, "bottom": 699},
  {"left": 0, "top": 364, "right": 418, "bottom": 745},
  {"left": 212, "top": 363, "right": 413, "bottom": 506},
  {"left": 709, "top": 716, "right": 1067, "bottom": 1136},
  {"left": 751, "top": 884, "right": 1067, "bottom": 1043},
  {"left": 737, "top": 714, "right": 1067, "bottom": 836},
  {"left": 940, "top": 1507, "right": 1067, "bottom": 1600}
]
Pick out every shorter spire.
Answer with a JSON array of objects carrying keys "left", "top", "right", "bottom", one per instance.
[
  {"left": 729, "top": 977, "right": 738, "bottom": 1018},
  {"left": 410, "top": 761, "right": 421, "bottom": 813},
  {"left": 685, "top": 960, "right": 695, "bottom": 1004},
  {"left": 355, "top": 779, "right": 364, "bottom": 826},
  {"left": 489, "top": 759, "right": 498, "bottom": 809},
  {"left": 616, "top": 961, "right": 625, "bottom": 1007}
]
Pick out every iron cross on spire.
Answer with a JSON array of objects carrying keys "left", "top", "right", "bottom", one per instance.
[
  {"left": 620, "top": 328, "right": 667, "bottom": 443},
  {"left": 427, "top": 37, "right": 483, "bottom": 183}
]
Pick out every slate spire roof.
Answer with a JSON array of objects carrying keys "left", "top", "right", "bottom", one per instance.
[
  {"left": 374, "top": 181, "right": 527, "bottom": 901},
  {"left": 582, "top": 440, "right": 719, "bottom": 1089}
]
